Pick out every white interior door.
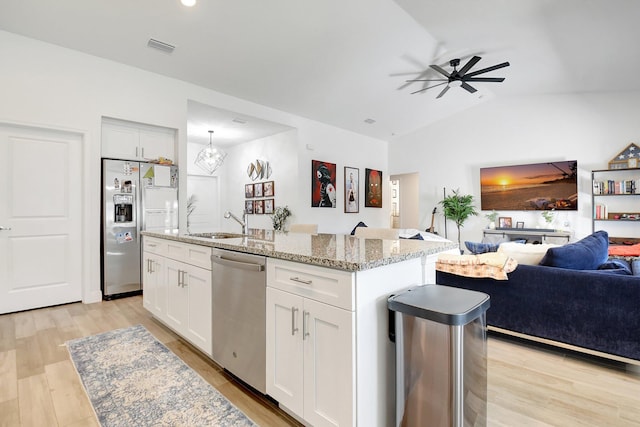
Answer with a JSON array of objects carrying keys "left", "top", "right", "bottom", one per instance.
[{"left": 0, "top": 124, "right": 83, "bottom": 314}]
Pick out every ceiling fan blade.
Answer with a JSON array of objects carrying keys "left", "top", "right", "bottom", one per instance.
[
  {"left": 436, "top": 85, "right": 450, "bottom": 99},
  {"left": 458, "top": 56, "right": 481, "bottom": 76},
  {"left": 464, "top": 61, "right": 510, "bottom": 78},
  {"left": 464, "top": 77, "right": 506, "bottom": 83},
  {"left": 410, "top": 81, "right": 448, "bottom": 95},
  {"left": 405, "top": 78, "right": 448, "bottom": 82},
  {"left": 429, "top": 64, "right": 451, "bottom": 78},
  {"left": 461, "top": 82, "right": 477, "bottom": 93}
]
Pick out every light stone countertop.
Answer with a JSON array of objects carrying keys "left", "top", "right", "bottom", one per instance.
[{"left": 141, "top": 229, "right": 458, "bottom": 272}]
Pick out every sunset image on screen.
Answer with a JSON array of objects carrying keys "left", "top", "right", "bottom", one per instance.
[{"left": 480, "top": 161, "right": 578, "bottom": 211}]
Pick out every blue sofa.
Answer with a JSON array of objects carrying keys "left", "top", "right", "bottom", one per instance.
[{"left": 436, "top": 233, "right": 640, "bottom": 363}]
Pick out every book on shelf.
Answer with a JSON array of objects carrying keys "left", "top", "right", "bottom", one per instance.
[
  {"left": 592, "top": 178, "right": 639, "bottom": 195},
  {"left": 594, "top": 203, "right": 608, "bottom": 219}
]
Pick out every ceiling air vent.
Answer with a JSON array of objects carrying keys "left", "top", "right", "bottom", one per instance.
[{"left": 147, "top": 38, "right": 175, "bottom": 53}]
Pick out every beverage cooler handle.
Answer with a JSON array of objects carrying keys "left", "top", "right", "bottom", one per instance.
[{"left": 388, "top": 294, "right": 396, "bottom": 343}]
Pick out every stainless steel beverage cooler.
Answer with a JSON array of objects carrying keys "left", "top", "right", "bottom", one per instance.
[{"left": 388, "top": 285, "right": 490, "bottom": 427}]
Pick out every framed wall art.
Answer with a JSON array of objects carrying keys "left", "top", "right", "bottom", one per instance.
[
  {"left": 263, "top": 181, "right": 274, "bottom": 197},
  {"left": 344, "top": 166, "right": 359, "bottom": 213},
  {"left": 364, "top": 168, "right": 382, "bottom": 208},
  {"left": 245, "top": 184, "right": 254, "bottom": 198},
  {"left": 264, "top": 199, "right": 274, "bottom": 214},
  {"left": 254, "top": 182, "right": 263, "bottom": 198},
  {"left": 245, "top": 200, "right": 254, "bottom": 214},
  {"left": 254, "top": 199, "right": 264, "bottom": 214},
  {"left": 311, "top": 160, "right": 337, "bottom": 208}
]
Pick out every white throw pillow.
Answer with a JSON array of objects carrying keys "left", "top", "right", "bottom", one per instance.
[{"left": 497, "top": 242, "right": 560, "bottom": 265}]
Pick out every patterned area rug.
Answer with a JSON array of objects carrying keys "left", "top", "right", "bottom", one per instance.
[{"left": 66, "top": 324, "right": 257, "bottom": 427}]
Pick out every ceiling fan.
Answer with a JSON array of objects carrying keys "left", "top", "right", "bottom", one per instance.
[{"left": 407, "top": 56, "right": 510, "bottom": 98}]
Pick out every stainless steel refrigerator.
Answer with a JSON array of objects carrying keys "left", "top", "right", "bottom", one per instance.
[{"left": 101, "top": 159, "right": 178, "bottom": 299}]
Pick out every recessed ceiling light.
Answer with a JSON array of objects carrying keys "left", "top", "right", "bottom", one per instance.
[
  {"left": 181, "top": 0, "right": 196, "bottom": 7},
  {"left": 364, "top": 118, "right": 376, "bottom": 124}
]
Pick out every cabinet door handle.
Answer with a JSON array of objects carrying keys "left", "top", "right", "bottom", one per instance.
[
  {"left": 136, "top": 146, "right": 139, "bottom": 158},
  {"left": 141, "top": 147, "right": 145, "bottom": 158},
  {"left": 303, "top": 310, "right": 310, "bottom": 340},
  {"left": 177, "top": 269, "right": 183, "bottom": 287},
  {"left": 290, "top": 276, "right": 312, "bottom": 285},
  {"left": 0, "top": 226, "right": 11, "bottom": 231},
  {"left": 181, "top": 270, "right": 187, "bottom": 287},
  {"left": 291, "top": 307, "right": 299, "bottom": 336}
]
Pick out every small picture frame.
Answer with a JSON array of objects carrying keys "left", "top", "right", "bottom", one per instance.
[
  {"left": 253, "top": 199, "right": 264, "bottom": 214},
  {"left": 516, "top": 221, "right": 525, "bottom": 229},
  {"left": 263, "top": 181, "right": 275, "bottom": 197},
  {"left": 254, "top": 182, "right": 263, "bottom": 198},
  {"left": 264, "top": 199, "right": 274, "bottom": 214},
  {"left": 245, "top": 200, "right": 254, "bottom": 214},
  {"left": 245, "top": 184, "right": 254, "bottom": 198},
  {"left": 498, "top": 217, "right": 513, "bottom": 228}
]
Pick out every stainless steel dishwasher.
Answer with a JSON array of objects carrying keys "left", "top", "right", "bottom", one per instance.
[{"left": 211, "top": 248, "right": 267, "bottom": 394}]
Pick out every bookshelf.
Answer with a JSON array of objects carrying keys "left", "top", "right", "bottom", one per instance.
[{"left": 591, "top": 167, "right": 640, "bottom": 244}]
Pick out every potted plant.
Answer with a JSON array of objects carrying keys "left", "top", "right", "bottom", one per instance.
[
  {"left": 485, "top": 210, "right": 499, "bottom": 229},
  {"left": 271, "top": 205, "right": 291, "bottom": 232},
  {"left": 440, "top": 189, "right": 478, "bottom": 252},
  {"left": 541, "top": 210, "right": 554, "bottom": 229}
]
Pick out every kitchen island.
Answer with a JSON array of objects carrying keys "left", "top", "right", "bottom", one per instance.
[{"left": 141, "top": 229, "right": 457, "bottom": 427}]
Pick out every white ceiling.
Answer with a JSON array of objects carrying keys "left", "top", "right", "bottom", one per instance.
[{"left": 1, "top": 0, "right": 639, "bottom": 142}]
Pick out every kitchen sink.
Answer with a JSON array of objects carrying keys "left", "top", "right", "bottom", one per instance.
[{"left": 188, "top": 232, "right": 246, "bottom": 239}]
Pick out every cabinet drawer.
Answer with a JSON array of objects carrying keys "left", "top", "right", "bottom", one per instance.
[
  {"left": 267, "top": 258, "right": 354, "bottom": 311},
  {"left": 165, "top": 240, "right": 212, "bottom": 270},
  {"left": 143, "top": 236, "right": 167, "bottom": 256}
]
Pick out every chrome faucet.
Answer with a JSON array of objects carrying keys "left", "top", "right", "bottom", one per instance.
[{"left": 224, "top": 210, "right": 247, "bottom": 235}]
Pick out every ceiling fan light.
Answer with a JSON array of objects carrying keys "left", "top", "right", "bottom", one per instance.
[{"left": 195, "top": 130, "right": 227, "bottom": 174}]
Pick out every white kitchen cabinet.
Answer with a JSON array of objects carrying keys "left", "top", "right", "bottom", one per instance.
[
  {"left": 142, "top": 237, "right": 212, "bottom": 356},
  {"left": 267, "top": 256, "right": 424, "bottom": 427},
  {"left": 267, "top": 261, "right": 355, "bottom": 427},
  {"left": 142, "top": 237, "right": 167, "bottom": 317},
  {"left": 102, "top": 119, "right": 175, "bottom": 162}
]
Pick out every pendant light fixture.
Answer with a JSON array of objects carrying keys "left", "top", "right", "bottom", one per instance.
[{"left": 195, "top": 130, "right": 227, "bottom": 174}]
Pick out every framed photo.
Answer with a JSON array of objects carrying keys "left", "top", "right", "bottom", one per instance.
[
  {"left": 312, "top": 160, "right": 337, "bottom": 208},
  {"left": 254, "top": 182, "right": 263, "bottom": 198},
  {"left": 344, "top": 166, "right": 359, "bottom": 213},
  {"left": 264, "top": 199, "right": 274, "bottom": 214},
  {"left": 516, "top": 221, "right": 525, "bottom": 229},
  {"left": 364, "top": 168, "right": 382, "bottom": 208},
  {"left": 499, "top": 217, "right": 513, "bottom": 228},
  {"left": 253, "top": 199, "right": 264, "bottom": 214},
  {"left": 263, "top": 181, "right": 275, "bottom": 197},
  {"left": 245, "top": 200, "right": 254, "bottom": 214},
  {"left": 245, "top": 184, "right": 254, "bottom": 198}
]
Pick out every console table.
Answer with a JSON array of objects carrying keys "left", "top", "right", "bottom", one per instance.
[{"left": 483, "top": 228, "right": 571, "bottom": 245}]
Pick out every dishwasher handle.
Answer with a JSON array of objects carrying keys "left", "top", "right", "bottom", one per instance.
[{"left": 212, "top": 254, "right": 265, "bottom": 272}]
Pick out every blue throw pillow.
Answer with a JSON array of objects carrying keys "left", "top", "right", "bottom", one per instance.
[
  {"left": 632, "top": 259, "right": 640, "bottom": 276},
  {"left": 350, "top": 221, "right": 367, "bottom": 235},
  {"left": 539, "top": 230, "right": 609, "bottom": 270},
  {"left": 401, "top": 233, "right": 424, "bottom": 240},
  {"left": 597, "top": 259, "right": 632, "bottom": 275},
  {"left": 465, "top": 241, "right": 501, "bottom": 254}
]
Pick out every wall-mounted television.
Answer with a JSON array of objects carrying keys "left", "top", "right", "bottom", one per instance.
[{"left": 480, "top": 160, "right": 578, "bottom": 211}]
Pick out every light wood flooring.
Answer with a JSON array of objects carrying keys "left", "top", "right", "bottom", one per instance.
[{"left": 0, "top": 295, "right": 639, "bottom": 426}]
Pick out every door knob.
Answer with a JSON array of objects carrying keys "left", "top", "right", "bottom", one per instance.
[{"left": 0, "top": 226, "right": 11, "bottom": 231}]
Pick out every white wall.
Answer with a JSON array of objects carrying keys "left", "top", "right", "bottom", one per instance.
[
  {"left": 0, "top": 30, "right": 389, "bottom": 303},
  {"left": 389, "top": 92, "right": 640, "bottom": 245}
]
